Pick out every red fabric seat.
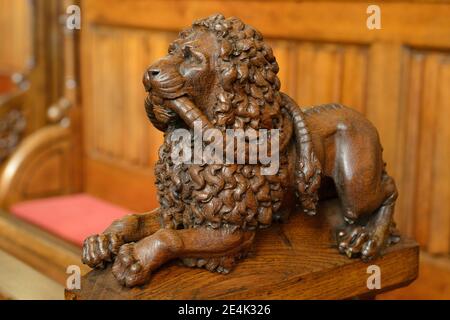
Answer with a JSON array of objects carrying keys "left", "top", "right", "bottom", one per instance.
[
  {"left": 0, "top": 74, "right": 15, "bottom": 94},
  {"left": 10, "top": 194, "right": 132, "bottom": 247}
]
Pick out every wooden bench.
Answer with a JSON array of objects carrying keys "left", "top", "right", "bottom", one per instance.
[
  {"left": 66, "top": 199, "right": 419, "bottom": 300},
  {"left": 0, "top": 121, "right": 127, "bottom": 285}
]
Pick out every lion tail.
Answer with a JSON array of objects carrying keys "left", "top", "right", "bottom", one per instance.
[{"left": 281, "top": 93, "right": 322, "bottom": 215}]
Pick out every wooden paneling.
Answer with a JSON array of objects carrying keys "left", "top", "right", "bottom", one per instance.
[
  {"left": 0, "top": 0, "right": 33, "bottom": 74},
  {"left": 268, "top": 41, "right": 369, "bottom": 112},
  {"left": 84, "top": 1, "right": 450, "bottom": 49},
  {"left": 395, "top": 49, "right": 450, "bottom": 254},
  {"left": 84, "top": 158, "right": 157, "bottom": 213},
  {"left": 86, "top": 27, "right": 167, "bottom": 167},
  {"left": 83, "top": 27, "right": 171, "bottom": 211},
  {"left": 365, "top": 43, "right": 405, "bottom": 196},
  {"left": 295, "top": 43, "right": 368, "bottom": 112}
]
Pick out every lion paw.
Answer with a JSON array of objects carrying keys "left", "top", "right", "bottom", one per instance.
[
  {"left": 337, "top": 225, "right": 369, "bottom": 258},
  {"left": 337, "top": 224, "right": 398, "bottom": 261},
  {"left": 112, "top": 243, "right": 151, "bottom": 287},
  {"left": 82, "top": 233, "right": 124, "bottom": 269}
]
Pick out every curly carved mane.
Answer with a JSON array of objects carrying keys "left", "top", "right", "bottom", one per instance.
[
  {"left": 154, "top": 14, "right": 320, "bottom": 234},
  {"left": 180, "top": 14, "right": 283, "bottom": 132}
]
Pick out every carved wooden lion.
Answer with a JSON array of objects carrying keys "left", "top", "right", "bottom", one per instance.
[{"left": 82, "top": 14, "right": 400, "bottom": 287}]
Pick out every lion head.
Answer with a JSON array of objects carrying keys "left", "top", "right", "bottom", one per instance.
[
  {"left": 144, "top": 14, "right": 284, "bottom": 132},
  {"left": 146, "top": 14, "right": 321, "bottom": 229}
]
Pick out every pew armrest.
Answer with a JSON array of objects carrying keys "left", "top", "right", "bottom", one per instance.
[{"left": 0, "top": 124, "right": 75, "bottom": 209}]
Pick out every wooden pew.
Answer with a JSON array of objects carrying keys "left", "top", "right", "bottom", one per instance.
[
  {"left": 0, "top": 0, "right": 88, "bottom": 289},
  {"left": 0, "top": 100, "right": 90, "bottom": 285}
]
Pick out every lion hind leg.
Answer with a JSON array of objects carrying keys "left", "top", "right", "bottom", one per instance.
[
  {"left": 337, "top": 170, "right": 399, "bottom": 260},
  {"left": 112, "top": 227, "right": 255, "bottom": 287},
  {"left": 331, "top": 123, "right": 399, "bottom": 259},
  {"left": 360, "top": 171, "right": 399, "bottom": 258}
]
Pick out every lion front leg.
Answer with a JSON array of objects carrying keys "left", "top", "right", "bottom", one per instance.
[
  {"left": 111, "top": 227, "right": 255, "bottom": 287},
  {"left": 82, "top": 210, "right": 159, "bottom": 269}
]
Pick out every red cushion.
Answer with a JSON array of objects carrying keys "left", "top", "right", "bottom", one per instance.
[{"left": 10, "top": 194, "right": 132, "bottom": 247}]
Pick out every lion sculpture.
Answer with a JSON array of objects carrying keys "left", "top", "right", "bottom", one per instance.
[{"left": 82, "top": 14, "right": 400, "bottom": 287}]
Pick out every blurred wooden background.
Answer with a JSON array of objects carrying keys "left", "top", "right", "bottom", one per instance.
[
  {"left": 0, "top": 0, "right": 32, "bottom": 73},
  {"left": 0, "top": 0, "right": 449, "bottom": 299}
]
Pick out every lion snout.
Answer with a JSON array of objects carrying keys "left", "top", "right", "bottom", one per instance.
[
  {"left": 144, "top": 62, "right": 165, "bottom": 91},
  {"left": 143, "top": 68, "right": 160, "bottom": 92},
  {"left": 143, "top": 70, "right": 152, "bottom": 91}
]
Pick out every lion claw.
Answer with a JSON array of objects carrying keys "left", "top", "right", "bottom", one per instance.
[
  {"left": 337, "top": 221, "right": 395, "bottom": 261},
  {"left": 338, "top": 225, "right": 375, "bottom": 259}
]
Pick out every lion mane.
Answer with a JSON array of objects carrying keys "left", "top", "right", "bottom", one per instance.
[
  {"left": 185, "top": 15, "right": 283, "bottom": 132},
  {"left": 153, "top": 15, "right": 321, "bottom": 240}
]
